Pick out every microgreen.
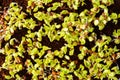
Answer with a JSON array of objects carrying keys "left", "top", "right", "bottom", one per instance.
[
  {"left": 1, "top": 0, "right": 120, "bottom": 79},
  {"left": 113, "top": 29, "right": 120, "bottom": 44},
  {"left": 51, "top": 2, "right": 63, "bottom": 11}
]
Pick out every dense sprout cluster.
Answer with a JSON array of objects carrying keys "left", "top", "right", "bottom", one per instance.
[{"left": 0, "top": 0, "right": 120, "bottom": 80}]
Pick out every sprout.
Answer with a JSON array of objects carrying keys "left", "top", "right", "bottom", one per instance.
[
  {"left": 68, "top": 61, "right": 76, "bottom": 71},
  {"left": 98, "top": 51, "right": 104, "bottom": 58},
  {"left": 78, "top": 53, "right": 84, "bottom": 60},
  {"left": 10, "top": 2, "right": 18, "bottom": 8},
  {"left": 43, "top": 0, "right": 52, "bottom": 5},
  {"left": 58, "top": 51, "right": 64, "bottom": 58},
  {"left": 4, "top": 31, "right": 12, "bottom": 41},
  {"left": 33, "top": 6, "right": 39, "bottom": 12},
  {"left": 26, "top": 31, "right": 36, "bottom": 39},
  {"left": 18, "top": 12, "right": 26, "bottom": 19},
  {"left": 74, "top": 71, "right": 82, "bottom": 79},
  {"left": 67, "top": 75, "right": 73, "bottom": 80},
  {"left": 30, "top": 47, "right": 39, "bottom": 55},
  {"left": 54, "top": 50, "right": 60, "bottom": 56},
  {"left": 98, "top": 22, "right": 105, "bottom": 30},
  {"left": 51, "top": 2, "right": 63, "bottom": 11},
  {"left": 80, "top": 38, "right": 86, "bottom": 45},
  {"left": 72, "top": 0, "right": 79, "bottom": 10},
  {"left": 84, "top": 59, "right": 91, "bottom": 69},
  {"left": 61, "top": 46, "right": 67, "bottom": 54},
  {"left": 24, "top": 18, "right": 37, "bottom": 29},
  {"left": 17, "top": 44, "right": 25, "bottom": 53},
  {"left": 62, "top": 60, "right": 67, "bottom": 66},
  {"left": 94, "top": 19, "right": 99, "bottom": 26},
  {"left": 113, "top": 29, "right": 120, "bottom": 44},
  {"left": 114, "top": 39, "right": 120, "bottom": 44},
  {"left": 88, "top": 36, "right": 94, "bottom": 42},
  {"left": 34, "top": 12, "right": 45, "bottom": 21},
  {"left": 69, "top": 48, "right": 74, "bottom": 56},
  {"left": 5, "top": 75, "right": 12, "bottom": 79},
  {"left": 9, "top": 38, "right": 16, "bottom": 45},
  {"left": 110, "top": 13, "right": 118, "bottom": 20},
  {"left": 113, "top": 29, "right": 120, "bottom": 37},
  {"left": 60, "top": 10, "right": 69, "bottom": 15},
  {"left": 1, "top": 0, "right": 120, "bottom": 79}
]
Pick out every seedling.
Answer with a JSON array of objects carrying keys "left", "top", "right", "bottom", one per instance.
[{"left": 0, "top": 0, "right": 120, "bottom": 79}]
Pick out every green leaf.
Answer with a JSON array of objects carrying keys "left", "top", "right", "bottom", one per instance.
[
  {"left": 78, "top": 53, "right": 84, "bottom": 60},
  {"left": 98, "top": 51, "right": 104, "bottom": 58},
  {"left": 113, "top": 29, "right": 120, "bottom": 37},
  {"left": 69, "top": 49, "right": 74, "bottom": 56},
  {"left": 60, "top": 10, "right": 69, "bottom": 15},
  {"left": 61, "top": 46, "right": 67, "bottom": 54},
  {"left": 28, "top": 0, "right": 33, "bottom": 6},
  {"left": 113, "top": 46, "right": 120, "bottom": 52},
  {"left": 103, "top": 69, "right": 111, "bottom": 76},
  {"left": 52, "top": 2, "right": 62, "bottom": 11},
  {"left": 47, "top": 7, "right": 52, "bottom": 12},
  {"left": 69, "top": 61, "right": 76, "bottom": 70},
  {"left": 84, "top": 59, "right": 91, "bottom": 68},
  {"left": 4, "top": 32, "right": 12, "bottom": 41},
  {"left": 42, "top": 46, "right": 51, "bottom": 51},
  {"left": 98, "top": 22, "right": 105, "bottom": 30},
  {"left": 43, "top": 0, "right": 52, "bottom": 5},
  {"left": 9, "top": 70, "right": 16, "bottom": 77},
  {"left": 108, "top": 72, "right": 115, "bottom": 78},
  {"left": 92, "top": 63, "right": 98, "bottom": 74},
  {"left": 5, "top": 75, "right": 11, "bottom": 79},
  {"left": 82, "top": 70, "right": 87, "bottom": 77},
  {"left": 88, "top": 36, "right": 94, "bottom": 42},
  {"left": 55, "top": 24, "right": 61, "bottom": 29},
  {"left": 94, "top": 19, "right": 99, "bottom": 26},
  {"left": 110, "top": 13, "right": 118, "bottom": 20},
  {"left": 69, "top": 13, "right": 78, "bottom": 22},
  {"left": 58, "top": 51, "right": 64, "bottom": 58},
  {"left": 80, "top": 38, "right": 86, "bottom": 45},
  {"left": 74, "top": 71, "right": 82, "bottom": 79},
  {"left": 50, "top": 59, "right": 58, "bottom": 67},
  {"left": 88, "top": 27, "right": 94, "bottom": 32},
  {"left": 18, "top": 12, "right": 26, "bottom": 19},
  {"left": 114, "top": 39, "right": 120, "bottom": 44},
  {"left": 16, "top": 74, "right": 21, "bottom": 80},
  {"left": 26, "top": 32, "right": 36, "bottom": 39},
  {"left": 55, "top": 64, "right": 61, "bottom": 71},
  {"left": 79, "top": 64, "right": 84, "bottom": 71},
  {"left": 33, "top": 6, "right": 39, "bottom": 12},
  {"left": 62, "top": 60, "right": 67, "bottom": 66},
  {"left": 4, "top": 43, "right": 9, "bottom": 53},
  {"left": 16, "top": 64, "right": 23, "bottom": 71},
  {"left": 18, "top": 44, "right": 25, "bottom": 52},
  {"left": 67, "top": 75, "right": 73, "bottom": 80},
  {"left": 35, "top": 42, "right": 42, "bottom": 49},
  {"left": 44, "top": 19, "right": 51, "bottom": 26},
  {"left": 73, "top": 0, "right": 80, "bottom": 10},
  {"left": 96, "top": 58, "right": 103, "bottom": 63},
  {"left": 54, "top": 50, "right": 60, "bottom": 56},
  {"left": 34, "top": 12, "right": 44, "bottom": 21},
  {"left": 9, "top": 38, "right": 15, "bottom": 45},
  {"left": 10, "top": 2, "right": 18, "bottom": 7},
  {"left": 31, "top": 48, "right": 39, "bottom": 55}
]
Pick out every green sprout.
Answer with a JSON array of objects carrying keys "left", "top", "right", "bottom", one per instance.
[
  {"left": 113, "top": 29, "right": 120, "bottom": 44},
  {"left": 0, "top": 0, "right": 120, "bottom": 79}
]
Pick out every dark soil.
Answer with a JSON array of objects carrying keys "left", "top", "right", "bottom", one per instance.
[{"left": 0, "top": 0, "right": 120, "bottom": 80}]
